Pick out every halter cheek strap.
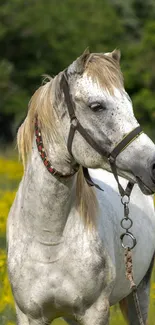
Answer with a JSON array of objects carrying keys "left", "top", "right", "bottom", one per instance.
[
  {"left": 60, "top": 73, "right": 111, "bottom": 158},
  {"left": 60, "top": 71, "right": 143, "bottom": 197}
]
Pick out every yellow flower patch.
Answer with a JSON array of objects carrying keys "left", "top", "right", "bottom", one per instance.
[
  {"left": 0, "top": 157, "right": 21, "bottom": 317},
  {"left": 0, "top": 157, "right": 23, "bottom": 180},
  {"left": 0, "top": 191, "right": 16, "bottom": 234}
]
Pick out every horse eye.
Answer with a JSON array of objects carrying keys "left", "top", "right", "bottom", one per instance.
[{"left": 89, "top": 103, "right": 106, "bottom": 112}]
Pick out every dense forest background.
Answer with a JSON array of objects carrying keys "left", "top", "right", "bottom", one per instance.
[{"left": 0, "top": 0, "right": 155, "bottom": 144}]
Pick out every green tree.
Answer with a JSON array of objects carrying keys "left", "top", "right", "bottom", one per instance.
[
  {"left": 0, "top": 0, "right": 126, "bottom": 142},
  {"left": 122, "top": 20, "right": 155, "bottom": 140},
  {"left": 0, "top": 0, "right": 155, "bottom": 142}
]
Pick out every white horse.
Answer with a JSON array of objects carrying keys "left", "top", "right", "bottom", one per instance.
[{"left": 7, "top": 49, "right": 155, "bottom": 325}]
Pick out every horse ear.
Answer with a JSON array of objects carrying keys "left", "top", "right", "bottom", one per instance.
[
  {"left": 111, "top": 49, "right": 121, "bottom": 63},
  {"left": 104, "top": 49, "right": 121, "bottom": 64},
  {"left": 75, "top": 48, "right": 90, "bottom": 73}
]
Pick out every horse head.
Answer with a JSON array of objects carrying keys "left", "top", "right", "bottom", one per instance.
[{"left": 54, "top": 49, "right": 155, "bottom": 195}]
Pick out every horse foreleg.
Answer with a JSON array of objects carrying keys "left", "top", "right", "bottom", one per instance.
[
  {"left": 119, "top": 254, "right": 154, "bottom": 325},
  {"left": 76, "top": 296, "right": 110, "bottom": 325},
  {"left": 15, "top": 303, "right": 51, "bottom": 325},
  {"left": 15, "top": 304, "right": 30, "bottom": 325}
]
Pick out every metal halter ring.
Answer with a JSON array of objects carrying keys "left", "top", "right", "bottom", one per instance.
[
  {"left": 71, "top": 117, "right": 78, "bottom": 128},
  {"left": 120, "top": 217, "right": 133, "bottom": 230},
  {"left": 121, "top": 195, "right": 130, "bottom": 205},
  {"left": 120, "top": 232, "right": 137, "bottom": 250}
]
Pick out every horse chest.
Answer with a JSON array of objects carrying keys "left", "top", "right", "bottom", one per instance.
[{"left": 10, "top": 234, "right": 115, "bottom": 318}]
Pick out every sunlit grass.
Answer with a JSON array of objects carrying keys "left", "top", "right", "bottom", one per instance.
[{"left": 0, "top": 156, "right": 154, "bottom": 324}]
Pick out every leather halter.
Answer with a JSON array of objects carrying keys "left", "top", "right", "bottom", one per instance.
[
  {"left": 108, "top": 127, "right": 142, "bottom": 196},
  {"left": 60, "top": 71, "right": 143, "bottom": 197}
]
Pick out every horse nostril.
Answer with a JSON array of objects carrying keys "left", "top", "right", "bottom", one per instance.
[{"left": 151, "top": 163, "right": 155, "bottom": 180}]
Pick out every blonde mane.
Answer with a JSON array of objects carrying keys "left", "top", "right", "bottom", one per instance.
[
  {"left": 17, "top": 77, "right": 60, "bottom": 167},
  {"left": 17, "top": 54, "right": 122, "bottom": 228}
]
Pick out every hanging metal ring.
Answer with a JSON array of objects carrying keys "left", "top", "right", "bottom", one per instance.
[
  {"left": 121, "top": 195, "right": 130, "bottom": 205},
  {"left": 120, "top": 232, "right": 137, "bottom": 249},
  {"left": 121, "top": 217, "right": 133, "bottom": 230}
]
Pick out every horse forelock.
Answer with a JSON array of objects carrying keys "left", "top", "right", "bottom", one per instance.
[
  {"left": 85, "top": 54, "right": 124, "bottom": 94},
  {"left": 17, "top": 74, "right": 97, "bottom": 229}
]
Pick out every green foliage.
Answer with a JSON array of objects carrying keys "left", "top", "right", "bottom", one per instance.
[
  {"left": 0, "top": 0, "right": 155, "bottom": 141},
  {"left": 121, "top": 19, "right": 155, "bottom": 139}
]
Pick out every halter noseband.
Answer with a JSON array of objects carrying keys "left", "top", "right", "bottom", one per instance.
[{"left": 60, "top": 72, "right": 143, "bottom": 197}]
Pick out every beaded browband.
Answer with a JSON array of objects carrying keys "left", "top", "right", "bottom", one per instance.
[{"left": 35, "top": 116, "right": 76, "bottom": 177}]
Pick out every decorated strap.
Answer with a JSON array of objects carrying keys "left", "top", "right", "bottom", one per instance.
[{"left": 35, "top": 116, "right": 75, "bottom": 177}]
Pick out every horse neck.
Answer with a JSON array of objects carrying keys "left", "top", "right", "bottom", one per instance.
[{"left": 22, "top": 140, "right": 76, "bottom": 243}]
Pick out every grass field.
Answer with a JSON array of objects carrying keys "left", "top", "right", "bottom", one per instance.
[{"left": 0, "top": 155, "right": 155, "bottom": 324}]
